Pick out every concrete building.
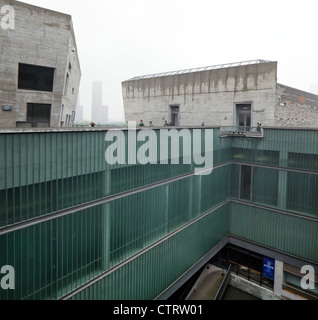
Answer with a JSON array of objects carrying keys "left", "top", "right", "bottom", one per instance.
[
  {"left": 0, "top": 0, "right": 81, "bottom": 128},
  {"left": 91, "top": 81, "right": 109, "bottom": 124},
  {"left": 122, "top": 59, "right": 318, "bottom": 128}
]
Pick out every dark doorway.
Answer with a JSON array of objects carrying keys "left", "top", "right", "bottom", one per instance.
[
  {"left": 169, "top": 105, "right": 180, "bottom": 126},
  {"left": 236, "top": 103, "right": 252, "bottom": 129}
]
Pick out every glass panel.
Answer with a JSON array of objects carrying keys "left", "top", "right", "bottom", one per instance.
[
  {"left": 232, "top": 148, "right": 279, "bottom": 166},
  {"left": 240, "top": 165, "right": 252, "bottom": 201},
  {"left": 252, "top": 167, "right": 278, "bottom": 207},
  {"left": 239, "top": 114, "right": 245, "bottom": 127},
  {"left": 288, "top": 152, "right": 318, "bottom": 172},
  {"left": 287, "top": 172, "right": 318, "bottom": 217},
  {"left": 246, "top": 114, "right": 251, "bottom": 127}
]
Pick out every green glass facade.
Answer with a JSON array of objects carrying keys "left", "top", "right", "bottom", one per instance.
[{"left": 0, "top": 127, "right": 318, "bottom": 300}]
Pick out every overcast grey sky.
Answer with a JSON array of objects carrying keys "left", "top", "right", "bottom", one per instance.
[{"left": 20, "top": 0, "right": 318, "bottom": 122}]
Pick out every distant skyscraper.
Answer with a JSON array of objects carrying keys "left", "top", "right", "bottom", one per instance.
[{"left": 91, "top": 81, "right": 109, "bottom": 124}]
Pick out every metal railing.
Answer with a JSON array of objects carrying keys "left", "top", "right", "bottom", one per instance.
[
  {"left": 220, "top": 126, "right": 264, "bottom": 138},
  {"left": 282, "top": 283, "right": 318, "bottom": 300},
  {"left": 127, "top": 59, "right": 271, "bottom": 81},
  {"left": 214, "top": 264, "right": 232, "bottom": 300}
]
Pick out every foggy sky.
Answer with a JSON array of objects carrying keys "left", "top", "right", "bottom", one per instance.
[{"left": 19, "top": 0, "right": 318, "bottom": 122}]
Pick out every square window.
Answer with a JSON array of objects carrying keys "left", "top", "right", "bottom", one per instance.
[
  {"left": 27, "top": 103, "right": 51, "bottom": 127},
  {"left": 18, "top": 63, "right": 55, "bottom": 92}
]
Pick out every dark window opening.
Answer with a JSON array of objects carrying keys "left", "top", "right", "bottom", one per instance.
[
  {"left": 240, "top": 165, "right": 252, "bottom": 201},
  {"left": 27, "top": 103, "right": 51, "bottom": 127},
  {"left": 18, "top": 63, "right": 55, "bottom": 92}
]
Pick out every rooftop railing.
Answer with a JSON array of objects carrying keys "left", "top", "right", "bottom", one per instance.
[{"left": 126, "top": 59, "right": 272, "bottom": 81}]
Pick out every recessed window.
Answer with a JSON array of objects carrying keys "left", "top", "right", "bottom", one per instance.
[
  {"left": 27, "top": 103, "right": 51, "bottom": 127},
  {"left": 18, "top": 63, "right": 55, "bottom": 92},
  {"left": 236, "top": 103, "right": 252, "bottom": 128},
  {"left": 169, "top": 105, "right": 180, "bottom": 126}
]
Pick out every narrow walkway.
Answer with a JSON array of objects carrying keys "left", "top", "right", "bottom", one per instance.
[{"left": 185, "top": 264, "right": 225, "bottom": 300}]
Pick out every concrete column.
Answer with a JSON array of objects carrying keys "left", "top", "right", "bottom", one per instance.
[{"left": 274, "top": 260, "right": 284, "bottom": 298}]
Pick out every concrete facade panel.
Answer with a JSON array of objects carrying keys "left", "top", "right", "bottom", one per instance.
[{"left": 123, "top": 61, "right": 278, "bottom": 127}]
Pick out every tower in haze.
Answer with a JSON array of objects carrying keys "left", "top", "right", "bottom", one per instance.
[{"left": 92, "top": 81, "right": 109, "bottom": 124}]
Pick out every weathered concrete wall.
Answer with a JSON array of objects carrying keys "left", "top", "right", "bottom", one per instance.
[
  {"left": 122, "top": 62, "right": 278, "bottom": 127},
  {"left": 61, "top": 20, "right": 81, "bottom": 127},
  {"left": 0, "top": 0, "right": 81, "bottom": 128},
  {"left": 275, "top": 84, "right": 318, "bottom": 128},
  {"left": 229, "top": 274, "right": 283, "bottom": 300}
]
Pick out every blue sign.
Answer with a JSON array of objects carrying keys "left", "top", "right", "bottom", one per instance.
[
  {"left": 1, "top": 105, "right": 12, "bottom": 111},
  {"left": 263, "top": 257, "right": 275, "bottom": 280}
]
